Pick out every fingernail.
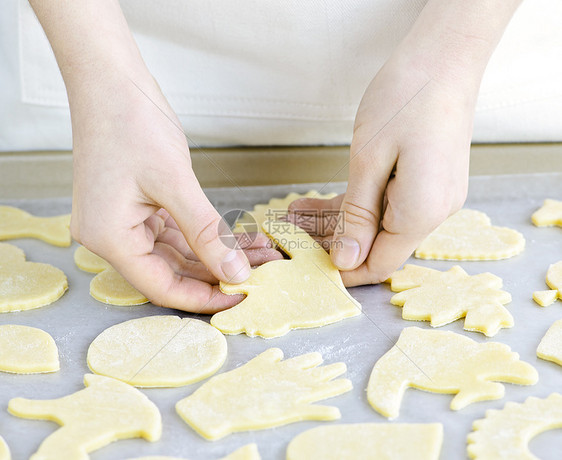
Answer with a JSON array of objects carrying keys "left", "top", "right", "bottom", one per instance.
[
  {"left": 332, "top": 237, "right": 360, "bottom": 269},
  {"left": 221, "top": 250, "right": 251, "bottom": 283}
]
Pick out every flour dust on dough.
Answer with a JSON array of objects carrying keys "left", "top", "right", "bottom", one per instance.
[
  {"left": 0, "top": 206, "right": 71, "bottom": 247},
  {"left": 467, "top": 393, "right": 562, "bottom": 459},
  {"left": 367, "top": 327, "right": 537, "bottom": 419},
  {"left": 537, "top": 318, "right": 562, "bottom": 367},
  {"left": 88, "top": 315, "right": 227, "bottom": 387},
  {"left": 533, "top": 260, "right": 562, "bottom": 306},
  {"left": 129, "top": 443, "right": 261, "bottom": 460},
  {"left": 0, "top": 436, "right": 10, "bottom": 460},
  {"left": 415, "top": 209, "right": 525, "bottom": 261},
  {"left": 212, "top": 221, "right": 361, "bottom": 338},
  {"left": 176, "top": 348, "right": 352, "bottom": 440},
  {"left": 286, "top": 423, "right": 443, "bottom": 460},
  {"left": 0, "top": 325, "right": 59, "bottom": 374},
  {"left": 532, "top": 198, "right": 562, "bottom": 227},
  {"left": 0, "top": 243, "right": 67, "bottom": 313},
  {"left": 8, "top": 374, "right": 161, "bottom": 460}
]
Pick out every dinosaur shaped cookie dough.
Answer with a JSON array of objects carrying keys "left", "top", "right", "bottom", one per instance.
[
  {"left": 367, "top": 327, "right": 537, "bottom": 419},
  {"left": 286, "top": 423, "right": 443, "bottom": 460},
  {"left": 532, "top": 198, "right": 562, "bottom": 227},
  {"left": 0, "top": 325, "right": 59, "bottom": 374},
  {"left": 415, "top": 209, "right": 525, "bottom": 261},
  {"left": 0, "top": 206, "right": 71, "bottom": 247},
  {"left": 388, "top": 265, "right": 513, "bottom": 336},
  {"left": 176, "top": 348, "right": 352, "bottom": 440},
  {"left": 8, "top": 374, "right": 161, "bottom": 460},
  {"left": 212, "top": 221, "right": 360, "bottom": 338},
  {"left": 130, "top": 444, "right": 261, "bottom": 460},
  {"left": 74, "top": 246, "right": 148, "bottom": 306},
  {"left": 467, "top": 393, "right": 562, "bottom": 459},
  {"left": 533, "top": 260, "right": 562, "bottom": 306},
  {"left": 0, "top": 243, "right": 67, "bottom": 312},
  {"left": 87, "top": 316, "right": 227, "bottom": 387}
]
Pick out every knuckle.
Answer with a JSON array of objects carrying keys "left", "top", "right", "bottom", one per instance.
[
  {"left": 342, "top": 201, "right": 379, "bottom": 228},
  {"left": 193, "top": 216, "right": 223, "bottom": 250}
]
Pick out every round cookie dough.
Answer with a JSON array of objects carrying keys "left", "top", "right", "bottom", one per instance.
[
  {"left": 0, "top": 325, "right": 59, "bottom": 374},
  {"left": 87, "top": 316, "right": 227, "bottom": 387}
]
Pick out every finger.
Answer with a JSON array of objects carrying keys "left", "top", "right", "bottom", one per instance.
[
  {"left": 308, "top": 362, "right": 347, "bottom": 381},
  {"left": 155, "top": 227, "right": 197, "bottom": 260},
  {"left": 287, "top": 195, "right": 344, "bottom": 237},
  {"left": 296, "top": 404, "right": 341, "bottom": 420},
  {"left": 283, "top": 352, "right": 323, "bottom": 370},
  {"left": 288, "top": 194, "right": 344, "bottom": 215},
  {"left": 151, "top": 242, "right": 218, "bottom": 284},
  {"left": 245, "top": 247, "right": 284, "bottom": 266}
]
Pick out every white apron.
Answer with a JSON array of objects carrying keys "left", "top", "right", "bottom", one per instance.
[{"left": 1, "top": 0, "right": 561, "bottom": 151}]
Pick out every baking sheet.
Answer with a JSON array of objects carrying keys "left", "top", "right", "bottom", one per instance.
[{"left": 1, "top": 173, "right": 562, "bottom": 460}]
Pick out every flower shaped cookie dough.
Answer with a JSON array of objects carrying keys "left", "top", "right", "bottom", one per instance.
[
  {"left": 388, "top": 265, "right": 513, "bottom": 336},
  {"left": 532, "top": 198, "right": 562, "bottom": 227}
]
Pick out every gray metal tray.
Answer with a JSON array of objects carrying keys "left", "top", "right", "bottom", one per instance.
[{"left": 1, "top": 173, "right": 562, "bottom": 459}]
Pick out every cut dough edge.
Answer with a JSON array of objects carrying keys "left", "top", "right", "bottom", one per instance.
[
  {"left": 129, "top": 443, "right": 261, "bottom": 460},
  {"left": 0, "top": 325, "right": 59, "bottom": 374}
]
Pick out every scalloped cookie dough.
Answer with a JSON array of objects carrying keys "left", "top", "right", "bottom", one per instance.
[
  {"left": 74, "top": 246, "right": 148, "bottom": 306},
  {"left": 212, "top": 221, "right": 360, "bottom": 338},
  {"left": 537, "top": 319, "right": 562, "bottom": 367},
  {"left": 286, "top": 423, "right": 443, "bottom": 460},
  {"left": 388, "top": 265, "right": 513, "bottom": 336},
  {"left": 367, "top": 327, "right": 537, "bottom": 419},
  {"left": 415, "top": 209, "right": 525, "bottom": 261},
  {"left": 0, "top": 436, "right": 10, "bottom": 460},
  {"left": 88, "top": 316, "right": 227, "bottom": 387},
  {"left": 8, "top": 374, "right": 161, "bottom": 459},
  {"left": 176, "top": 348, "right": 352, "bottom": 440},
  {"left": 130, "top": 444, "right": 261, "bottom": 460},
  {"left": 0, "top": 243, "right": 67, "bottom": 313},
  {"left": 0, "top": 206, "right": 71, "bottom": 247},
  {"left": 0, "top": 325, "right": 59, "bottom": 374},
  {"left": 532, "top": 198, "right": 562, "bottom": 227},
  {"left": 467, "top": 393, "right": 562, "bottom": 459}
]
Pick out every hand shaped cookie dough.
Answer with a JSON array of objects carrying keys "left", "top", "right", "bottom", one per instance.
[
  {"left": 532, "top": 199, "right": 562, "bottom": 227},
  {"left": 0, "top": 325, "right": 59, "bottom": 374},
  {"left": 8, "top": 374, "right": 161, "bottom": 460},
  {"left": 367, "top": 327, "right": 537, "bottom": 419},
  {"left": 212, "top": 221, "right": 361, "bottom": 338},
  {"left": 0, "top": 206, "right": 71, "bottom": 247},
  {"left": 176, "top": 348, "right": 352, "bottom": 440},
  {"left": 0, "top": 243, "right": 67, "bottom": 312},
  {"left": 388, "top": 265, "right": 513, "bottom": 336}
]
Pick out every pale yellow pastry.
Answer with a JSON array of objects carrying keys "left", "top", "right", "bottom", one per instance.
[
  {"left": 0, "top": 206, "right": 71, "bottom": 247},
  {"left": 0, "top": 243, "right": 67, "bottom": 313},
  {"left": 367, "top": 327, "right": 537, "bottom": 419},
  {"left": 87, "top": 316, "right": 227, "bottom": 387},
  {"left": 212, "top": 221, "right": 360, "bottom": 338},
  {"left": 286, "top": 423, "right": 443, "bottom": 460},
  {"left": 532, "top": 289, "right": 558, "bottom": 307},
  {"left": 176, "top": 348, "right": 352, "bottom": 440},
  {"left": 130, "top": 444, "right": 261, "bottom": 460},
  {"left": 8, "top": 374, "right": 161, "bottom": 460},
  {"left": 533, "top": 261, "right": 562, "bottom": 306},
  {"left": 0, "top": 436, "right": 10, "bottom": 460},
  {"left": 73, "top": 245, "right": 110, "bottom": 273},
  {"left": 415, "top": 209, "right": 525, "bottom": 260},
  {"left": 467, "top": 393, "right": 562, "bottom": 459},
  {"left": 388, "top": 264, "right": 512, "bottom": 336},
  {"left": 537, "top": 319, "right": 562, "bottom": 366},
  {"left": 0, "top": 325, "right": 59, "bottom": 374},
  {"left": 532, "top": 198, "right": 562, "bottom": 227}
]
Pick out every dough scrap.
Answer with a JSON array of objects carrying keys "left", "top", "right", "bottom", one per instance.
[
  {"left": 415, "top": 209, "right": 525, "bottom": 261},
  {"left": 0, "top": 206, "right": 71, "bottom": 247},
  {"left": 130, "top": 444, "right": 261, "bottom": 460},
  {"left": 0, "top": 436, "right": 10, "bottom": 460},
  {"left": 87, "top": 315, "right": 227, "bottom": 387},
  {"left": 0, "top": 325, "right": 59, "bottom": 374},
  {"left": 532, "top": 198, "right": 562, "bottom": 227},
  {"left": 537, "top": 318, "right": 562, "bottom": 366},
  {"left": 367, "top": 327, "right": 538, "bottom": 419},
  {"left": 74, "top": 246, "right": 148, "bottom": 306},
  {"left": 533, "top": 261, "right": 562, "bottom": 306},
  {"left": 467, "top": 393, "right": 562, "bottom": 459},
  {"left": 388, "top": 264, "right": 513, "bottom": 336},
  {"left": 286, "top": 423, "right": 443, "bottom": 460},
  {"left": 8, "top": 374, "right": 161, "bottom": 460},
  {"left": 532, "top": 289, "right": 558, "bottom": 307},
  {"left": 0, "top": 243, "right": 68, "bottom": 313},
  {"left": 176, "top": 348, "right": 352, "bottom": 440},
  {"left": 212, "top": 221, "right": 361, "bottom": 338}
]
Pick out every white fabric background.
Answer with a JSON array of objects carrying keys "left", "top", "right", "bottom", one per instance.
[{"left": 1, "top": 0, "right": 561, "bottom": 151}]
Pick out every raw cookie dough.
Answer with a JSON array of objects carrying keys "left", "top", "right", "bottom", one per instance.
[
  {"left": 8, "top": 374, "right": 161, "bottom": 460},
  {"left": 286, "top": 423, "right": 443, "bottom": 460},
  {"left": 536, "top": 319, "right": 562, "bottom": 366},
  {"left": 532, "top": 198, "right": 562, "bottom": 227},
  {"left": 0, "top": 243, "right": 68, "bottom": 313},
  {"left": 388, "top": 265, "right": 513, "bottom": 336},
  {"left": 0, "top": 206, "right": 71, "bottom": 247},
  {"left": 532, "top": 290, "right": 558, "bottom": 307},
  {"left": 415, "top": 209, "right": 525, "bottom": 261},
  {"left": 176, "top": 348, "right": 352, "bottom": 440},
  {"left": 212, "top": 221, "right": 361, "bottom": 338},
  {"left": 467, "top": 393, "right": 562, "bottom": 459},
  {"left": 0, "top": 436, "right": 10, "bottom": 460},
  {"left": 130, "top": 444, "right": 261, "bottom": 460},
  {"left": 74, "top": 246, "right": 148, "bottom": 306},
  {"left": 0, "top": 325, "right": 59, "bottom": 373},
  {"left": 533, "top": 260, "right": 562, "bottom": 306},
  {"left": 87, "top": 316, "right": 227, "bottom": 387},
  {"left": 367, "top": 327, "right": 538, "bottom": 419}
]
